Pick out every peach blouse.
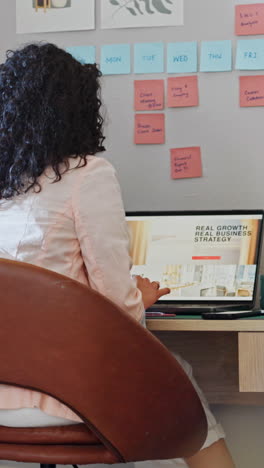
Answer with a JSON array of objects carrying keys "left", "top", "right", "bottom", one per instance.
[{"left": 0, "top": 156, "right": 144, "bottom": 422}]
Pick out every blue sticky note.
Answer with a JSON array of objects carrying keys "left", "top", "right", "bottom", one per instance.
[
  {"left": 66, "top": 46, "right": 96, "bottom": 64},
  {"left": 134, "top": 43, "right": 164, "bottom": 74},
  {"left": 236, "top": 39, "right": 264, "bottom": 70},
  {"left": 200, "top": 40, "right": 232, "bottom": 72},
  {"left": 167, "top": 42, "right": 197, "bottom": 74},
  {"left": 100, "top": 44, "right": 131, "bottom": 75}
]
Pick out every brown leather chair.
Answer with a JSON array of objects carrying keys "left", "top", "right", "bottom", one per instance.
[{"left": 0, "top": 259, "right": 207, "bottom": 467}]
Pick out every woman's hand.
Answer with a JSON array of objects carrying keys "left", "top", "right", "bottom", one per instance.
[{"left": 136, "top": 275, "right": 170, "bottom": 310}]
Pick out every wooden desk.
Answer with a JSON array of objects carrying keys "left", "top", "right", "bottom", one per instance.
[{"left": 147, "top": 316, "right": 264, "bottom": 405}]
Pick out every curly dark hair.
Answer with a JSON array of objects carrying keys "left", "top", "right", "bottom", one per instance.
[{"left": 0, "top": 43, "right": 105, "bottom": 199}]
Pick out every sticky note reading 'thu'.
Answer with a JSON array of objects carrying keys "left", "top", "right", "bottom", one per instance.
[
  {"left": 240, "top": 75, "right": 264, "bottom": 107},
  {"left": 134, "top": 114, "right": 165, "bottom": 145},
  {"left": 170, "top": 147, "right": 202, "bottom": 180},
  {"left": 134, "top": 80, "right": 164, "bottom": 111},
  {"left": 167, "top": 76, "right": 199, "bottom": 108}
]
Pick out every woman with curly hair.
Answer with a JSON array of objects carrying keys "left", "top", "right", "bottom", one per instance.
[{"left": 0, "top": 43, "right": 235, "bottom": 467}]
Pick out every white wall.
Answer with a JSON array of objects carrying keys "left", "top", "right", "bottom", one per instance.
[{"left": 0, "top": 1, "right": 263, "bottom": 467}]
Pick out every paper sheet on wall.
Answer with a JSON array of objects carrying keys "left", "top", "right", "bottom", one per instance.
[
  {"left": 167, "top": 41, "right": 198, "bottom": 74},
  {"left": 240, "top": 75, "right": 264, "bottom": 106},
  {"left": 66, "top": 46, "right": 96, "bottom": 64},
  {"left": 236, "top": 3, "right": 264, "bottom": 35},
  {"left": 101, "top": 0, "right": 183, "bottom": 29},
  {"left": 236, "top": 38, "right": 264, "bottom": 69},
  {"left": 134, "top": 114, "right": 165, "bottom": 144},
  {"left": 100, "top": 44, "right": 131, "bottom": 75},
  {"left": 134, "top": 43, "right": 164, "bottom": 74},
  {"left": 170, "top": 147, "right": 202, "bottom": 180},
  {"left": 134, "top": 80, "right": 164, "bottom": 111},
  {"left": 167, "top": 76, "right": 199, "bottom": 108},
  {"left": 200, "top": 41, "right": 232, "bottom": 72},
  {"left": 16, "top": 0, "right": 95, "bottom": 34}
]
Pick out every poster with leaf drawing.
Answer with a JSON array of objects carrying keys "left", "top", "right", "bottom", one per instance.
[
  {"left": 101, "top": 0, "right": 184, "bottom": 29},
  {"left": 16, "top": 0, "right": 95, "bottom": 34}
]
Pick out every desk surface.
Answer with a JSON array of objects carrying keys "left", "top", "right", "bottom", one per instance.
[{"left": 146, "top": 315, "right": 264, "bottom": 332}]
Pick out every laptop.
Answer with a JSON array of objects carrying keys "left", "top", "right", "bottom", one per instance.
[{"left": 126, "top": 210, "right": 264, "bottom": 315}]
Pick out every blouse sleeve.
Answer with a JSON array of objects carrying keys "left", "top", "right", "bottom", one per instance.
[{"left": 72, "top": 157, "right": 144, "bottom": 323}]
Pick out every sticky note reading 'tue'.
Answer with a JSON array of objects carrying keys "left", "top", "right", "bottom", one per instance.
[
  {"left": 167, "top": 76, "right": 199, "bottom": 108},
  {"left": 170, "top": 147, "right": 202, "bottom": 180},
  {"left": 134, "top": 80, "right": 164, "bottom": 111},
  {"left": 240, "top": 75, "right": 264, "bottom": 107},
  {"left": 236, "top": 4, "right": 264, "bottom": 36},
  {"left": 134, "top": 114, "right": 165, "bottom": 145}
]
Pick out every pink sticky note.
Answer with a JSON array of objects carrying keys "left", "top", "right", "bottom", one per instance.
[
  {"left": 240, "top": 75, "right": 264, "bottom": 107},
  {"left": 134, "top": 80, "right": 164, "bottom": 111},
  {"left": 236, "top": 4, "right": 264, "bottom": 36},
  {"left": 134, "top": 113, "right": 165, "bottom": 144},
  {"left": 170, "top": 147, "right": 202, "bottom": 180},
  {"left": 167, "top": 76, "right": 199, "bottom": 108}
]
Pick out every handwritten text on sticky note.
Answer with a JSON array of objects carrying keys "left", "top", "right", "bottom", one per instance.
[
  {"left": 170, "top": 147, "right": 202, "bottom": 180},
  {"left": 134, "top": 114, "right": 165, "bottom": 145},
  {"left": 134, "top": 42, "right": 164, "bottom": 74},
  {"left": 167, "top": 42, "right": 198, "bottom": 74},
  {"left": 240, "top": 75, "right": 264, "bottom": 106},
  {"left": 134, "top": 80, "right": 164, "bottom": 111},
  {"left": 236, "top": 38, "right": 264, "bottom": 70},
  {"left": 236, "top": 4, "right": 264, "bottom": 36},
  {"left": 200, "top": 41, "right": 232, "bottom": 72},
  {"left": 100, "top": 44, "right": 130, "bottom": 75},
  {"left": 167, "top": 76, "right": 199, "bottom": 108}
]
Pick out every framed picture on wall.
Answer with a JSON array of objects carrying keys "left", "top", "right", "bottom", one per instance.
[
  {"left": 16, "top": 0, "right": 95, "bottom": 34},
  {"left": 101, "top": 0, "right": 184, "bottom": 29}
]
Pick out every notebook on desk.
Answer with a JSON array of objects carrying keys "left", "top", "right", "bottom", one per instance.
[{"left": 126, "top": 210, "right": 264, "bottom": 316}]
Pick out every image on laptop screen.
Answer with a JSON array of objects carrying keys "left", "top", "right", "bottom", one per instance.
[{"left": 126, "top": 211, "right": 264, "bottom": 303}]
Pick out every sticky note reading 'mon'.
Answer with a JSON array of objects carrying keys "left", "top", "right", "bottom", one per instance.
[
  {"left": 236, "top": 38, "right": 264, "bottom": 70},
  {"left": 100, "top": 44, "right": 131, "bottom": 75},
  {"left": 134, "top": 80, "right": 164, "bottom": 111},
  {"left": 200, "top": 40, "right": 232, "bottom": 72},
  {"left": 240, "top": 75, "right": 264, "bottom": 106},
  {"left": 66, "top": 46, "right": 96, "bottom": 64},
  {"left": 170, "top": 147, "right": 202, "bottom": 180},
  {"left": 134, "top": 114, "right": 165, "bottom": 145},
  {"left": 167, "top": 41, "right": 198, "bottom": 74},
  {"left": 134, "top": 42, "right": 164, "bottom": 74},
  {"left": 167, "top": 76, "right": 199, "bottom": 108},
  {"left": 236, "top": 4, "right": 264, "bottom": 36}
]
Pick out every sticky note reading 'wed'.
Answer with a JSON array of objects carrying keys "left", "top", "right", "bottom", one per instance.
[
  {"left": 240, "top": 75, "right": 264, "bottom": 106},
  {"left": 236, "top": 4, "right": 264, "bottom": 36},
  {"left": 66, "top": 46, "right": 96, "bottom": 64},
  {"left": 134, "top": 80, "right": 164, "bottom": 111},
  {"left": 167, "top": 76, "right": 199, "bottom": 108},
  {"left": 134, "top": 114, "right": 165, "bottom": 145},
  {"left": 167, "top": 42, "right": 198, "bottom": 74},
  {"left": 100, "top": 44, "right": 131, "bottom": 75},
  {"left": 200, "top": 40, "right": 232, "bottom": 72},
  {"left": 170, "top": 147, "right": 202, "bottom": 180},
  {"left": 236, "top": 39, "right": 264, "bottom": 69},
  {"left": 134, "top": 42, "right": 164, "bottom": 74}
]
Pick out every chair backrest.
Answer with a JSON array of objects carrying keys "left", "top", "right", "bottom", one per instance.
[{"left": 0, "top": 259, "right": 207, "bottom": 462}]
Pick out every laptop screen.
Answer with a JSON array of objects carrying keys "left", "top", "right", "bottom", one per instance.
[{"left": 126, "top": 211, "right": 264, "bottom": 304}]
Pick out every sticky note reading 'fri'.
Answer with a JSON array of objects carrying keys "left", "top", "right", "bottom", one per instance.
[
  {"left": 240, "top": 75, "right": 264, "bottom": 106},
  {"left": 236, "top": 38, "right": 264, "bottom": 69},
  {"left": 67, "top": 46, "right": 96, "bottom": 64},
  {"left": 167, "top": 76, "right": 199, "bottom": 108},
  {"left": 170, "top": 147, "right": 202, "bottom": 180},
  {"left": 100, "top": 44, "right": 131, "bottom": 75},
  {"left": 200, "top": 40, "right": 232, "bottom": 72},
  {"left": 134, "top": 114, "right": 165, "bottom": 145},
  {"left": 167, "top": 41, "right": 198, "bottom": 74},
  {"left": 134, "top": 80, "right": 164, "bottom": 111},
  {"left": 134, "top": 42, "right": 164, "bottom": 74},
  {"left": 236, "top": 3, "right": 264, "bottom": 36}
]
